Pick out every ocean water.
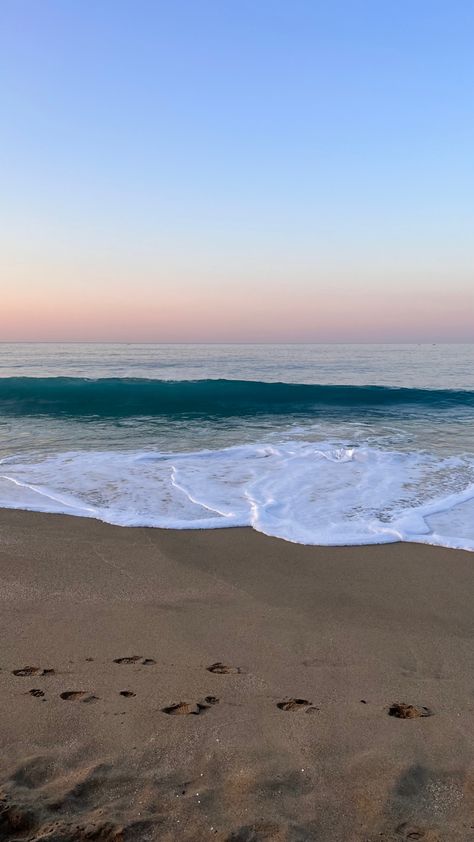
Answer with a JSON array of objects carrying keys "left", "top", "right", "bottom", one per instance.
[{"left": 1, "top": 343, "right": 474, "bottom": 549}]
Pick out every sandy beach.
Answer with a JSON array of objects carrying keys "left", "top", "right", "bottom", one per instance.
[{"left": 1, "top": 509, "right": 474, "bottom": 841}]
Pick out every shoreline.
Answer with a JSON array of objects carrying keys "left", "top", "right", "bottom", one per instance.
[
  {"left": 0, "top": 504, "right": 472, "bottom": 554},
  {"left": 1, "top": 509, "right": 474, "bottom": 840}
]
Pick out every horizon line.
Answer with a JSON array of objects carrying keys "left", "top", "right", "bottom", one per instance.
[{"left": 1, "top": 340, "right": 473, "bottom": 346}]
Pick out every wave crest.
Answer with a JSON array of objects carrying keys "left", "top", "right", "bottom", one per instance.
[{"left": 1, "top": 377, "right": 474, "bottom": 417}]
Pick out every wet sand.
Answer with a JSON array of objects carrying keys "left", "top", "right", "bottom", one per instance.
[{"left": 1, "top": 509, "right": 474, "bottom": 840}]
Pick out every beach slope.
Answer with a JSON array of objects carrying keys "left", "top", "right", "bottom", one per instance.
[{"left": 1, "top": 509, "right": 474, "bottom": 840}]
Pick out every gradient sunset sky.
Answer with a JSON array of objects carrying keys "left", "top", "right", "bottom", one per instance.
[{"left": 1, "top": 0, "right": 473, "bottom": 342}]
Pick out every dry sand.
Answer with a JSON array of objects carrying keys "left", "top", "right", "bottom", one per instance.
[{"left": 1, "top": 509, "right": 474, "bottom": 841}]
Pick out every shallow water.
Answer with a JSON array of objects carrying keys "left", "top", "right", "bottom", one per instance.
[{"left": 1, "top": 343, "right": 473, "bottom": 549}]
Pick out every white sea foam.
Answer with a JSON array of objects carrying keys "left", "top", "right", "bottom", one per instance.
[{"left": 1, "top": 441, "right": 474, "bottom": 550}]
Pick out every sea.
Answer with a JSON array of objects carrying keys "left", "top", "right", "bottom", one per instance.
[{"left": 1, "top": 343, "right": 474, "bottom": 550}]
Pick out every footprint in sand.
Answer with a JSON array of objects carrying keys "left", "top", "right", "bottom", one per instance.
[
  {"left": 162, "top": 696, "right": 220, "bottom": 716},
  {"left": 113, "top": 656, "right": 142, "bottom": 664},
  {"left": 277, "top": 698, "right": 317, "bottom": 713},
  {"left": 12, "top": 666, "right": 40, "bottom": 677},
  {"left": 113, "top": 656, "right": 156, "bottom": 665},
  {"left": 60, "top": 691, "right": 99, "bottom": 703},
  {"left": 162, "top": 701, "right": 195, "bottom": 716},
  {"left": 28, "top": 689, "right": 45, "bottom": 698},
  {"left": 388, "top": 703, "right": 433, "bottom": 719},
  {"left": 396, "top": 821, "right": 438, "bottom": 839},
  {"left": 119, "top": 690, "right": 136, "bottom": 698},
  {"left": 12, "top": 666, "right": 55, "bottom": 677},
  {"left": 207, "top": 662, "right": 241, "bottom": 674}
]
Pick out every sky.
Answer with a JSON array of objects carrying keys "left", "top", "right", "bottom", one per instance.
[{"left": 1, "top": 0, "right": 473, "bottom": 342}]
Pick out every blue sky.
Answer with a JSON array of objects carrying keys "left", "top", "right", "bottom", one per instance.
[{"left": 1, "top": 0, "right": 473, "bottom": 341}]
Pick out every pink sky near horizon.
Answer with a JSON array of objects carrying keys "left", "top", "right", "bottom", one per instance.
[{"left": 3, "top": 275, "right": 473, "bottom": 343}]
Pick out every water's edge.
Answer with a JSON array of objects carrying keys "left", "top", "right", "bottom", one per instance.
[{"left": 1, "top": 442, "right": 473, "bottom": 551}]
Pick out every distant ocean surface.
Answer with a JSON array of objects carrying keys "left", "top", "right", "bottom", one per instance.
[{"left": 1, "top": 343, "right": 474, "bottom": 550}]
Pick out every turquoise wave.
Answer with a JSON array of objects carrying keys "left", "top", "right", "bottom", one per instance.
[{"left": 1, "top": 377, "right": 473, "bottom": 418}]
